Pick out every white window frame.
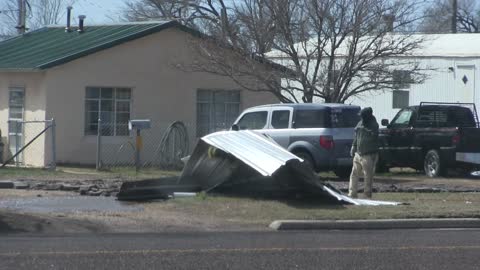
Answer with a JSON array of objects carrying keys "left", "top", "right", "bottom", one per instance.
[{"left": 85, "top": 87, "right": 132, "bottom": 136}]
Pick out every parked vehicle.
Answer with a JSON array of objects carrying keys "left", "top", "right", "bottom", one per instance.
[
  {"left": 379, "top": 102, "right": 480, "bottom": 177},
  {"left": 231, "top": 103, "right": 361, "bottom": 178}
]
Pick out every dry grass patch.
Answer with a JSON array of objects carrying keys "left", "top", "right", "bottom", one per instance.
[{"left": 157, "top": 192, "right": 480, "bottom": 225}]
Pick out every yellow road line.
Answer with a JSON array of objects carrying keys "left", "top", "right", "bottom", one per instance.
[{"left": 1, "top": 245, "right": 480, "bottom": 257}]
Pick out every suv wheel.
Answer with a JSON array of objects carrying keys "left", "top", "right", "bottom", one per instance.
[
  {"left": 293, "top": 150, "right": 315, "bottom": 171},
  {"left": 424, "top": 149, "right": 445, "bottom": 177}
]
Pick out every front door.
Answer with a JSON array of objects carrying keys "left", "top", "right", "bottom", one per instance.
[{"left": 456, "top": 65, "right": 475, "bottom": 103}]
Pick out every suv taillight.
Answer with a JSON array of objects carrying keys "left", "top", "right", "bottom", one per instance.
[{"left": 320, "top": 135, "right": 335, "bottom": 150}]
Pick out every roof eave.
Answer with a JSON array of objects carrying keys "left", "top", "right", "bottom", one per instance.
[{"left": 0, "top": 68, "right": 41, "bottom": 72}]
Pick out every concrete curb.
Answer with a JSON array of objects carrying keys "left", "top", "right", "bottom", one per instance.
[{"left": 269, "top": 218, "right": 480, "bottom": 230}]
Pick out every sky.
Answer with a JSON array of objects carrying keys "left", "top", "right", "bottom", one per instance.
[
  {"left": 71, "top": 0, "right": 127, "bottom": 24},
  {"left": 0, "top": 0, "right": 129, "bottom": 35}
]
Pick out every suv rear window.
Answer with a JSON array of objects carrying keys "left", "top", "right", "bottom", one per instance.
[
  {"left": 294, "top": 110, "right": 327, "bottom": 128},
  {"left": 331, "top": 108, "right": 360, "bottom": 128}
]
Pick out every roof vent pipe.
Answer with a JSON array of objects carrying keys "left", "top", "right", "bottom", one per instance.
[
  {"left": 65, "top": 6, "right": 73, "bottom": 32},
  {"left": 78, "top": 15, "right": 86, "bottom": 33}
]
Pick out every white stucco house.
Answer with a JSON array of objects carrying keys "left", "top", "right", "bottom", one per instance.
[
  {"left": 268, "top": 33, "right": 480, "bottom": 122},
  {"left": 0, "top": 21, "right": 277, "bottom": 167}
]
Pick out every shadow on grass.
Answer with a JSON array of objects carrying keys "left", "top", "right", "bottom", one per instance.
[{"left": 211, "top": 185, "right": 347, "bottom": 211}]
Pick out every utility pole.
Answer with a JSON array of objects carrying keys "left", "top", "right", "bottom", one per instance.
[
  {"left": 16, "top": 0, "right": 27, "bottom": 34},
  {"left": 451, "top": 0, "right": 458, "bottom": 33}
]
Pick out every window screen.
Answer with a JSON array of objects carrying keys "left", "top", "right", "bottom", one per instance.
[
  {"left": 85, "top": 87, "right": 131, "bottom": 136},
  {"left": 196, "top": 90, "right": 240, "bottom": 137},
  {"left": 392, "top": 90, "right": 409, "bottom": 109}
]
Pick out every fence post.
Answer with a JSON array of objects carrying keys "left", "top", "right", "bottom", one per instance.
[
  {"left": 96, "top": 118, "right": 102, "bottom": 170},
  {"left": 135, "top": 129, "right": 141, "bottom": 172},
  {"left": 50, "top": 118, "right": 56, "bottom": 170},
  {"left": 15, "top": 120, "right": 20, "bottom": 167}
]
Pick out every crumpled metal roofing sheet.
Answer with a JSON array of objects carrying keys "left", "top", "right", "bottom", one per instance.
[
  {"left": 322, "top": 185, "right": 402, "bottom": 206},
  {"left": 201, "top": 130, "right": 301, "bottom": 176}
]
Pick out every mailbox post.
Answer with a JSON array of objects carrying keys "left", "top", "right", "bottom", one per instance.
[{"left": 128, "top": 119, "right": 151, "bottom": 171}]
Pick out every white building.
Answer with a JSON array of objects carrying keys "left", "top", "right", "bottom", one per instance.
[{"left": 269, "top": 33, "right": 480, "bottom": 122}]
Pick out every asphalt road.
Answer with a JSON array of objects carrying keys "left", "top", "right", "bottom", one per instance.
[{"left": 1, "top": 229, "right": 479, "bottom": 270}]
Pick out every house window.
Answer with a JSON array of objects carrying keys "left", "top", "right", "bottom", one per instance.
[
  {"left": 196, "top": 89, "right": 240, "bottom": 137},
  {"left": 392, "top": 70, "right": 413, "bottom": 89},
  {"left": 85, "top": 87, "right": 131, "bottom": 136},
  {"left": 392, "top": 90, "right": 409, "bottom": 109}
]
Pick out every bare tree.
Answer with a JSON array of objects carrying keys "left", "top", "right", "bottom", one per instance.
[
  {"left": 123, "top": 0, "right": 426, "bottom": 103},
  {"left": 0, "top": 0, "right": 74, "bottom": 36},
  {"left": 30, "top": 0, "right": 75, "bottom": 29},
  {"left": 0, "top": 0, "right": 20, "bottom": 36},
  {"left": 421, "top": 0, "right": 480, "bottom": 33}
]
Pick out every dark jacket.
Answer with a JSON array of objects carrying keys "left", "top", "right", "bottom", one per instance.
[{"left": 351, "top": 116, "right": 379, "bottom": 155}]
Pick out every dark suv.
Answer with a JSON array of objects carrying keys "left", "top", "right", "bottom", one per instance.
[{"left": 232, "top": 103, "right": 360, "bottom": 177}]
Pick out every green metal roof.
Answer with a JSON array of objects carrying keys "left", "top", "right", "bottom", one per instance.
[{"left": 0, "top": 21, "right": 184, "bottom": 70}]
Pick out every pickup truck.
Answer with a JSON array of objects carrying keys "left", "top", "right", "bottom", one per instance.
[{"left": 378, "top": 102, "right": 480, "bottom": 177}]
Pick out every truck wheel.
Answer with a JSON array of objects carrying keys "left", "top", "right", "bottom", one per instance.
[
  {"left": 334, "top": 168, "right": 352, "bottom": 179},
  {"left": 293, "top": 150, "right": 315, "bottom": 171},
  {"left": 424, "top": 150, "right": 445, "bottom": 178}
]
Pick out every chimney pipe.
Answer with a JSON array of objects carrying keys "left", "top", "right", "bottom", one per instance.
[
  {"left": 65, "top": 6, "right": 73, "bottom": 32},
  {"left": 78, "top": 15, "right": 86, "bottom": 33},
  {"left": 16, "top": 0, "right": 27, "bottom": 34}
]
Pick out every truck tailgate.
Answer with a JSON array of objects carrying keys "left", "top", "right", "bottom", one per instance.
[
  {"left": 457, "top": 128, "right": 480, "bottom": 152},
  {"left": 456, "top": 128, "right": 480, "bottom": 165}
]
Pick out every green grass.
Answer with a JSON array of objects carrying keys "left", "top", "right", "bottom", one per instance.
[{"left": 163, "top": 192, "right": 480, "bottom": 224}]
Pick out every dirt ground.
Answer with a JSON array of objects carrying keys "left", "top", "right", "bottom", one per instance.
[{"left": 1, "top": 171, "right": 480, "bottom": 234}]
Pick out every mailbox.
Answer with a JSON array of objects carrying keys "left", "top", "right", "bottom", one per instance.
[{"left": 128, "top": 119, "right": 151, "bottom": 131}]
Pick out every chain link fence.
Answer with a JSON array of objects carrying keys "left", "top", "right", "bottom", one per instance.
[
  {"left": 96, "top": 120, "right": 194, "bottom": 171},
  {"left": 2, "top": 120, "right": 56, "bottom": 169}
]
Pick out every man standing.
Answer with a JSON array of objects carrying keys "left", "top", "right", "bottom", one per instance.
[{"left": 349, "top": 107, "right": 380, "bottom": 199}]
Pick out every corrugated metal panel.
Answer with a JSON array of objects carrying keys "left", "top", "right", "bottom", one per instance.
[
  {"left": 0, "top": 21, "right": 178, "bottom": 70},
  {"left": 268, "top": 33, "right": 480, "bottom": 58},
  {"left": 202, "top": 130, "right": 302, "bottom": 176},
  {"left": 350, "top": 58, "right": 480, "bottom": 122}
]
